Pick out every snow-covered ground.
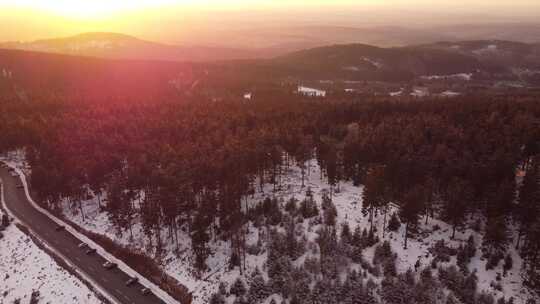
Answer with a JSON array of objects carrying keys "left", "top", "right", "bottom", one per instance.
[
  {"left": 411, "top": 87, "right": 430, "bottom": 97},
  {"left": 421, "top": 73, "right": 473, "bottom": 81},
  {"left": 1, "top": 159, "right": 103, "bottom": 304},
  {"left": 389, "top": 89, "right": 404, "bottom": 97},
  {"left": 439, "top": 90, "right": 461, "bottom": 97},
  {"left": 362, "top": 57, "right": 384, "bottom": 69},
  {"left": 473, "top": 44, "right": 499, "bottom": 55},
  {"left": 0, "top": 224, "right": 104, "bottom": 304},
  {"left": 57, "top": 157, "right": 537, "bottom": 303}
]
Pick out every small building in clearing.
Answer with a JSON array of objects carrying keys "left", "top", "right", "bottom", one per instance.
[{"left": 297, "top": 86, "right": 326, "bottom": 97}]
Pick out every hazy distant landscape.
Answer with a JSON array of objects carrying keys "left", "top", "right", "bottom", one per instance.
[{"left": 3, "top": 22, "right": 540, "bottom": 62}]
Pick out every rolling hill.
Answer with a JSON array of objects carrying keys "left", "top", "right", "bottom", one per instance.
[
  {"left": 226, "top": 40, "right": 540, "bottom": 83},
  {"left": 3, "top": 39, "right": 539, "bottom": 94},
  {"left": 0, "top": 48, "right": 204, "bottom": 101},
  {"left": 418, "top": 40, "right": 540, "bottom": 69},
  {"left": 226, "top": 43, "right": 485, "bottom": 82},
  {"left": 0, "top": 32, "right": 266, "bottom": 63}
]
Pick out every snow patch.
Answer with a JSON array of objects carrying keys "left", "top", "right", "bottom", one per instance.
[
  {"left": 389, "top": 89, "right": 404, "bottom": 97},
  {"left": 411, "top": 87, "right": 430, "bottom": 97},
  {"left": 0, "top": 225, "right": 105, "bottom": 304},
  {"left": 439, "top": 90, "right": 461, "bottom": 97},
  {"left": 421, "top": 73, "right": 473, "bottom": 81},
  {"left": 473, "top": 44, "right": 499, "bottom": 55},
  {"left": 362, "top": 57, "right": 384, "bottom": 69}
]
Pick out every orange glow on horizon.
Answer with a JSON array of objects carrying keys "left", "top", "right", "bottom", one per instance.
[
  {"left": 1, "top": 0, "right": 540, "bottom": 43},
  {"left": 0, "top": 1, "right": 182, "bottom": 19}
]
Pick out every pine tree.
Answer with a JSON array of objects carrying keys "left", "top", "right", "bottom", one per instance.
[
  {"left": 209, "top": 293, "right": 226, "bottom": 304},
  {"left": 285, "top": 218, "right": 300, "bottom": 258},
  {"left": 291, "top": 267, "right": 311, "bottom": 302},
  {"left": 446, "top": 294, "right": 460, "bottom": 304},
  {"left": 387, "top": 212, "right": 401, "bottom": 232},
  {"left": 522, "top": 221, "right": 540, "bottom": 289},
  {"left": 443, "top": 178, "right": 472, "bottom": 239},
  {"left": 248, "top": 268, "right": 270, "bottom": 303},
  {"left": 483, "top": 215, "right": 509, "bottom": 255},
  {"left": 350, "top": 226, "right": 365, "bottom": 262},
  {"left": 1, "top": 214, "right": 9, "bottom": 227},
  {"left": 400, "top": 185, "right": 424, "bottom": 249},
  {"left": 285, "top": 197, "right": 298, "bottom": 215},
  {"left": 322, "top": 191, "right": 337, "bottom": 227},
  {"left": 341, "top": 222, "right": 352, "bottom": 245},
  {"left": 290, "top": 295, "right": 301, "bottom": 304},
  {"left": 362, "top": 166, "right": 388, "bottom": 233},
  {"left": 465, "top": 235, "right": 476, "bottom": 259},
  {"left": 503, "top": 254, "right": 513, "bottom": 275},
  {"left": 232, "top": 296, "right": 248, "bottom": 304},
  {"left": 517, "top": 158, "right": 540, "bottom": 249},
  {"left": 192, "top": 209, "right": 211, "bottom": 275},
  {"left": 352, "top": 225, "right": 362, "bottom": 245},
  {"left": 230, "top": 278, "right": 247, "bottom": 297},
  {"left": 300, "top": 187, "right": 319, "bottom": 219},
  {"left": 477, "top": 292, "right": 495, "bottom": 304}
]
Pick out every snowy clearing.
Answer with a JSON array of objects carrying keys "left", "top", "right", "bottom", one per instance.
[{"left": 57, "top": 158, "right": 537, "bottom": 304}]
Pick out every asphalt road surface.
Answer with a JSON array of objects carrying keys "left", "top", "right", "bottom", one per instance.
[{"left": 0, "top": 166, "right": 166, "bottom": 304}]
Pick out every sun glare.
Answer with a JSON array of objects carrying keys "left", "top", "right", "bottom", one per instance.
[
  {"left": 0, "top": 0, "right": 393, "bottom": 20},
  {"left": 3, "top": 0, "right": 180, "bottom": 19}
]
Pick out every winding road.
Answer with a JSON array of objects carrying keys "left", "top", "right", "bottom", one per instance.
[{"left": 0, "top": 166, "right": 168, "bottom": 304}]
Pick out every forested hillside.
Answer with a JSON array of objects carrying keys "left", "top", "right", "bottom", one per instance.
[
  {"left": 1, "top": 71, "right": 540, "bottom": 303},
  {"left": 272, "top": 43, "right": 483, "bottom": 81},
  {"left": 0, "top": 32, "right": 268, "bottom": 62},
  {"left": 419, "top": 41, "right": 540, "bottom": 69},
  {"left": 0, "top": 49, "right": 200, "bottom": 102}
]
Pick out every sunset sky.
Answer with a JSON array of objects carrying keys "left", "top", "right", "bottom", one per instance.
[{"left": 1, "top": 0, "right": 539, "bottom": 43}]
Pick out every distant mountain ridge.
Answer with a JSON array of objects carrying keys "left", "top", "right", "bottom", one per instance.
[
  {"left": 265, "top": 43, "right": 483, "bottom": 81},
  {"left": 2, "top": 37, "right": 540, "bottom": 86},
  {"left": 216, "top": 40, "right": 540, "bottom": 83},
  {"left": 417, "top": 40, "right": 540, "bottom": 68},
  {"left": 0, "top": 48, "right": 200, "bottom": 101},
  {"left": 3, "top": 31, "right": 540, "bottom": 67},
  {"left": 0, "top": 32, "right": 269, "bottom": 62}
]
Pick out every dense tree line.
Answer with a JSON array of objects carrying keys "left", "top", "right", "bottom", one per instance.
[{"left": 1, "top": 83, "right": 540, "bottom": 297}]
